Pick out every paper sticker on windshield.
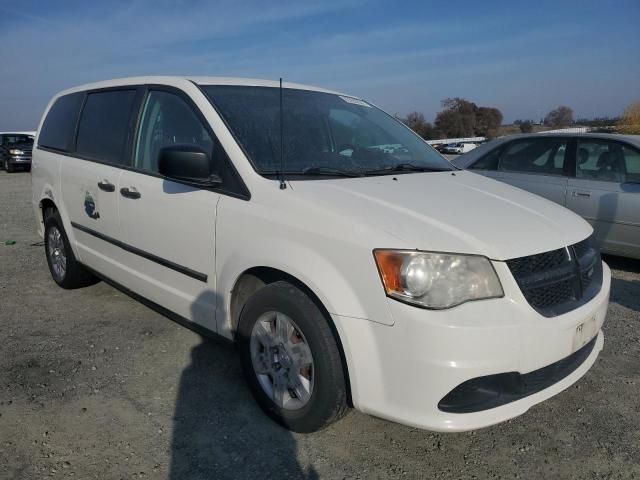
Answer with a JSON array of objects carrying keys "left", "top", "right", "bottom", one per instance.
[{"left": 339, "top": 96, "right": 371, "bottom": 107}]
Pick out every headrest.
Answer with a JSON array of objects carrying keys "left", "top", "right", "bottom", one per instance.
[
  {"left": 596, "top": 151, "right": 614, "bottom": 169},
  {"left": 578, "top": 147, "right": 590, "bottom": 165}
]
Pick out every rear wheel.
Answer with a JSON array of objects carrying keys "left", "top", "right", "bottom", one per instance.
[
  {"left": 44, "top": 209, "right": 98, "bottom": 289},
  {"left": 238, "top": 281, "right": 348, "bottom": 433}
]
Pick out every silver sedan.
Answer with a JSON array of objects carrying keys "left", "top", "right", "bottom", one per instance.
[{"left": 452, "top": 133, "right": 640, "bottom": 259}]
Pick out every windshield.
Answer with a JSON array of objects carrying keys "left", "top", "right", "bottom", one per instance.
[
  {"left": 2, "top": 135, "right": 33, "bottom": 146},
  {"left": 202, "top": 85, "right": 451, "bottom": 177}
]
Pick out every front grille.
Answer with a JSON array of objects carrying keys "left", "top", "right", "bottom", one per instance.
[
  {"left": 527, "top": 279, "right": 575, "bottom": 310},
  {"left": 507, "top": 235, "right": 602, "bottom": 317}
]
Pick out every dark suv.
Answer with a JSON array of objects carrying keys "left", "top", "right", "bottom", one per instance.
[{"left": 1, "top": 133, "right": 34, "bottom": 172}]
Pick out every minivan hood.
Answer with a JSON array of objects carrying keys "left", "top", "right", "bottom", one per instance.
[{"left": 289, "top": 170, "right": 591, "bottom": 261}]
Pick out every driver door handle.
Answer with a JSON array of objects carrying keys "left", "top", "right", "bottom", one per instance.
[
  {"left": 97, "top": 180, "right": 115, "bottom": 192},
  {"left": 120, "top": 186, "right": 141, "bottom": 199}
]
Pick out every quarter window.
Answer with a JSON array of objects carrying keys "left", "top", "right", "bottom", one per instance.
[
  {"left": 499, "top": 138, "right": 567, "bottom": 176},
  {"left": 38, "top": 93, "right": 84, "bottom": 152},
  {"left": 76, "top": 90, "right": 137, "bottom": 165},
  {"left": 134, "top": 91, "right": 214, "bottom": 174}
]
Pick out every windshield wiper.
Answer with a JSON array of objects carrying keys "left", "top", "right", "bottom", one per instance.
[
  {"left": 299, "top": 166, "right": 364, "bottom": 177},
  {"left": 364, "top": 163, "right": 451, "bottom": 175}
]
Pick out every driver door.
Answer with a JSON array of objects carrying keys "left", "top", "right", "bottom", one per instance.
[
  {"left": 117, "top": 87, "right": 221, "bottom": 330},
  {"left": 491, "top": 137, "right": 570, "bottom": 206}
]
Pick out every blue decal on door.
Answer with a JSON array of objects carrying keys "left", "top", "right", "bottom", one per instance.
[{"left": 84, "top": 191, "right": 100, "bottom": 219}]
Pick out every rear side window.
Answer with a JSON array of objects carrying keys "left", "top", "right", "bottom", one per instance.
[
  {"left": 577, "top": 140, "right": 640, "bottom": 183},
  {"left": 76, "top": 90, "right": 137, "bottom": 165},
  {"left": 38, "top": 93, "right": 84, "bottom": 152}
]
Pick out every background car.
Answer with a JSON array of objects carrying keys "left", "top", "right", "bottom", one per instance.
[
  {"left": 0, "top": 131, "right": 35, "bottom": 172},
  {"left": 452, "top": 133, "right": 640, "bottom": 259},
  {"left": 441, "top": 142, "right": 477, "bottom": 154}
]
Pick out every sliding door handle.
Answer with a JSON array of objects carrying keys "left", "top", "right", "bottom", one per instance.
[
  {"left": 572, "top": 190, "right": 591, "bottom": 198},
  {"left": 97, "top": 180, "right": 115, "bottom": 192},
  {"left": 120, "top": 186, "right": 141, "bottom": 199}
]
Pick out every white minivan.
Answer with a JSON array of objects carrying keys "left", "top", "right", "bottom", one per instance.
[{"left": 32, "top": 77, "right": 610, "bottom": 433}]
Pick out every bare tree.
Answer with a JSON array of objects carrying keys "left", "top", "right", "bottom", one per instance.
[
  {"left": 519, "top": 121, "right": 533, "bottom": 133},
  {"left": 403, "top": 111, "right": 436, "bottom": 139},
  {"left": 434, "top": 98, "right": 503, "bottom": 138},
  {"left": 544, "top": 106, "right": 574, "bottom": 128},
  {"left": 476, "top": 107, "right": 503, "bottom": 138},
  {"left": 435, "top": 98, "right": 477, "bottom": 137}
]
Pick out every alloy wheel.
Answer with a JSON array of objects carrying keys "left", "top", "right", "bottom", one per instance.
[
  {"left": 250, "top": 311, "right": 314, "bottom": 410},
  {"left": 47, "top": 226, "right": 67, "bottom": 280}
]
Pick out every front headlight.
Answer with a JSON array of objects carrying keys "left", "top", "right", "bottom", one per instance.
[
  {"left": 9, "top": 149, "right": 24, "bottom": 155},
  {"left": 373, "top": 249, "right": 503, "bottom": 309}
]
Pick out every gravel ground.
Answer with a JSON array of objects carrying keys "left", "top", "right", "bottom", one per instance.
[{"left": 1, "top": 170, "right": 639, "bottom": 480}]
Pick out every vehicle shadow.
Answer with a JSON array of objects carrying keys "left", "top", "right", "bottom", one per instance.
[
  {"left": 169, "top": 291, "right": 318, "bottom": 480},
  {"left": 603, "top": 255, "right": 640, "bottom": 312},
  {"left": 603, "top": 254, "right": 640, "bottom": 274}
]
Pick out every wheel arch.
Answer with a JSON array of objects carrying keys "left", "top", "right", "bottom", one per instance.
[
  {"left": 229, "top": 266, "right": 353, "bottom": 406},
  {"left": 39, "top": 197, "right": 57, "bottom": 219}
]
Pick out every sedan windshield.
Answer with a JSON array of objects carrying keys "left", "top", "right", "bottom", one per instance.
[
  {"left": 202, "top": 85, "right": 451, "bottom": 177},
  {"left": 3, "top": 135, "right": 33, "bottom": 146}
]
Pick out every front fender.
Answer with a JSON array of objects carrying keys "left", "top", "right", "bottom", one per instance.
[{"left": 215, "top": 199, "right": 395, "bottom": 337}]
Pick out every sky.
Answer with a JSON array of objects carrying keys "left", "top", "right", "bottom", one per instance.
[{"left": 0, "top": 0, "right": 639, "bottom": 130}]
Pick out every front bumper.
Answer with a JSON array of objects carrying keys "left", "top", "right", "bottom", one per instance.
[{"left": 333, "top": 261, "right": 610, "bottom": 432}]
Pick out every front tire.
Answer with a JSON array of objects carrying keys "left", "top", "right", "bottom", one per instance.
[
  {"left": 238, "top": 281, "right": 348, "bottom": 433},
  {"left": 44, "top": 209, "right": 98, "bottom": 289},
  {"left": 5, "top": 160, "right": 13, "bottom": 173}
]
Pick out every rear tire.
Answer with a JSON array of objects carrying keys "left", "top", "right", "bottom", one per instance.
[
  {"left": 44, "top": 209, "right": 98, "bottom": 289},
  {"left": 238, "top": 281, "right": 349, "bottom": 433}
]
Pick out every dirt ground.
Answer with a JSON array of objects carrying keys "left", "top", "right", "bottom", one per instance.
[{"left": 1, "top": 170, "right": 639, "bottom": 480}]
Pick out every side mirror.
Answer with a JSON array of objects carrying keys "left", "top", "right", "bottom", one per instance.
[{"left": 158, "top": 145, "right": 222, "bottom": 187}]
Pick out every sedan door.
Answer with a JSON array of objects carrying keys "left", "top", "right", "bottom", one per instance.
[
  {"left": 566, "top": 139, "right": 640, "bottom": 258},
  {"left": 116, "top": 88, "right": 223, "bottom": 330},
  {"left": 490, "top": 137, "right": 570, "bottom": 206}
]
